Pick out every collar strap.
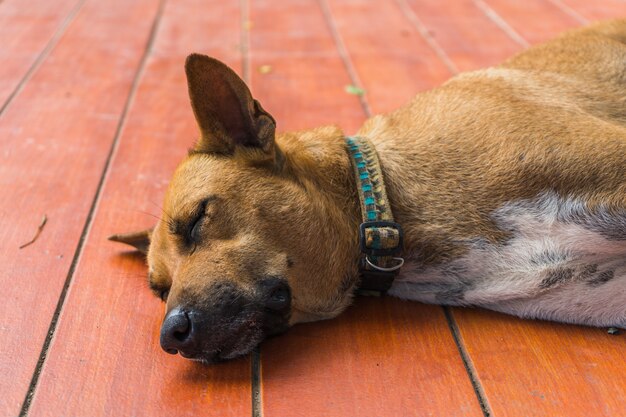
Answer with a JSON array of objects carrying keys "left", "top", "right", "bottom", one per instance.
[{"left": 345, "top": 136, "right": 404, "bottom": 294}]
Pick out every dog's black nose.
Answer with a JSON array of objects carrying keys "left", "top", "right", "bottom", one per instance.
[
  {"left": 160, "top": 307, "right": 193, "bottom": 355},
  {"left": 262, "top": 278, "right": 291, "bottom": 313},
  {"left": 260, "top": 278, "right": 291, "bottom": 336}
]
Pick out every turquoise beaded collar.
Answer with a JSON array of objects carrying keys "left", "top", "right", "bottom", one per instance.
[{"left": 345, "top": 136, "right": 404, "bottom": 293}]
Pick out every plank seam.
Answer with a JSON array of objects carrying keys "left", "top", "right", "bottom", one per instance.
[
  {"left": 0, "top": 0, "right": 87, "bottom": 118},
  {"left": 18, "top": 0, "right": 168, "bottom": 414},
  {"left": 474, "top": 0, "right": 530, "bottom": 47},
  {"left": 252, "top": 347, "right": 263, "bottom": 417},
  {"left": 546, "top": 0, "right": 588, "bottom": 24},
  {"left": 394, "top": 0, "right": 460, "bottom": 75},
  {"left": 317, "top": 0, "right": 373, "bottom": 117},
  {"left": 444, "top": 307, "right": 493, "bottom": 417}
]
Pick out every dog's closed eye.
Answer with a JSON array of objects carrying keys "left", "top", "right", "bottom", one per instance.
[
  {"left": 169, "top": 196, "right": 219, "bottom": 251},
  {"left": 149, "top": 281, "right": 171, "bottom": 302},
  {"left": 148, "top": 272, "right": 171, "bottom": 302},
  {"left": 188, "top": 198, "right": 212, "bottom": 253},
  {"left": 190, "top": 206, "right": 205, "bottom": 243},
  {"left": 158, "top": 289, "right": 170, "bottom": 302}
]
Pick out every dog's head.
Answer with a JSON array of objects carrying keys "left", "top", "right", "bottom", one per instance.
[{"left": 110, "top": 55, "right": 360, "bottom": 363}]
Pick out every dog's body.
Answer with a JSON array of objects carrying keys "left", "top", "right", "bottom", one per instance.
[
  {"left": 112, "top": 20, "right": 626, "bottom": 362},
  {"left": 364, "top": 21, "right": 626, "bottom": 326}
]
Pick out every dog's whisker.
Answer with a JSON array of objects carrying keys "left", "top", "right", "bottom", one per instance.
[
  {"left": 135, "top": 210, "right": 163, "bottom": 222},
  {"left": 148, "top": 199, "right": 175, "bottom": 224}
]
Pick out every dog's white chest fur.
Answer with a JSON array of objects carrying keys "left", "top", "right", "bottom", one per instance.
[{"left": 390, "top": 192, "right": 626, "bottom": 326}]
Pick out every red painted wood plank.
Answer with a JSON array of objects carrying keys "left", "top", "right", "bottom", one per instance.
[
  {"left": 262, "top": 298, "right": 483, "bottom": 417},
  {"left": 27, "top": 1, "right": 252, "bottom": 416},
  {"left": 454, "top": 309, "right": 626, "bottom": 417},
  {"left": 402, "top": 0, "right": 523, "bottom": 71},
  {"left": 557, "top": 0, "right": 626, "bottom": 22},
  {"left": 0, "top": 0, "right": 161, "bottom": 415},
  {"left": 0, "top": 0, "right": 82, "bottom": 106},
  {"left": 252, "top": 1, "right": 483, "bottom": 415},
  {"left": 479, "top": 0, "right": 582, "bottom": 44}
]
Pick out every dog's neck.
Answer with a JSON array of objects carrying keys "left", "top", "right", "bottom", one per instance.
[
  {"left": 275, "top": 126, "right": 364, "bottom": 319},
  {"left": 275, "top": 113, "right": 480, "bottom": 277},
  {"left": 277, "top": 126, "right": 408, "bottom": 300},
  {"left": 278, "top": 126, "right": 356, "bottom": 194},
  {"left": 344, "top": 136, "right": 405, "bottom": 292}
]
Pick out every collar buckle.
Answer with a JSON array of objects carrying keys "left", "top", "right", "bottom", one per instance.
[{"left": 359, "top": 221, "right": 404, "bottom": 256}]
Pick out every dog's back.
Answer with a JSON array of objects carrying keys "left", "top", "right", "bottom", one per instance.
[{"left": 362, "top": 20, "right": 626, "bottom": 327}]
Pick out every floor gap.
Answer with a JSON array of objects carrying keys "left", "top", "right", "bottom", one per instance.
[
  {"left": 395, "top": 0, "right": 459, "bottom": 75},
  {"left": 252, "top": 347, "right": 263, "bottom": 417},
  {"left": 444, "top": 307, "right": 493, "bottom": 417},
  {"left": 547, "top": 0, "right": 587, "bottom": 24},
  {"left": 318, "top": 0, "right": 372, "bottom": 117},
  {"left": 473, "top": 0, "right": 529, "bottom": 47}
]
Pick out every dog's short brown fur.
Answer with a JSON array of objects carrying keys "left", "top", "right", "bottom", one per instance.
[{"left": 112, "top": 20, "right": 626, "bottom": 363}]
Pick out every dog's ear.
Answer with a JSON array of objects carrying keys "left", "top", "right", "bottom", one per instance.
[
  {"left": 108, "top": 228, "right": 152, "bottom": 255},
  {"left": 185, "top": 54, "right": 276, "bottom": 155}
]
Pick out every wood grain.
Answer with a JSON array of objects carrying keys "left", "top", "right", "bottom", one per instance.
[
  {"left": 0, "top": 0, "right": 161, "bottom": 414},
  {"left": 252, "top": 1, "right": 483, "bottom": 415},
  {"left": 27, "top": 1, "right": 253, "bottom": 416},
  {"left": 0, "top": 0, "right": 82, "bottom": 107}
]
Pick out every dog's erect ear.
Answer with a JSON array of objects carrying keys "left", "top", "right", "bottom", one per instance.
[
  {"left": 108, "top": 228, "right": 152, "bottom": 255},
  {"left": 185, "top": 54, "right": 276, "bottom": 154}
]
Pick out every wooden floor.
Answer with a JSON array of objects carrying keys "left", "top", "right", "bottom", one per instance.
[{"left": 2, "top": 0, "right": 625, "bottom": 416}]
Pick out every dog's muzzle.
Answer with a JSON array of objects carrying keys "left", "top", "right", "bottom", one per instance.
[{"left": 159, "top": 278, "right": 291, "bottom": 362}]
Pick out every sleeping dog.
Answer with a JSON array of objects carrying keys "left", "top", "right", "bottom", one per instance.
[{"left": 111, "top": 20, "right": 626, "bottom": 363}]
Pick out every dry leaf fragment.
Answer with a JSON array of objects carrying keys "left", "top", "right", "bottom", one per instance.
[
  {"left": 19, "top": 214, "right": 48, "bottom": 249},
  {"left": 258, "top": 65, "right": 272, "bottom": 74},
  {"left": 345, "top": 84, "right": 365, "bottom": 96}
]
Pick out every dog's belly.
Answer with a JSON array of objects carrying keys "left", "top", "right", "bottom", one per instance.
[{"left": 389, "top": 191, "right": 626, "bottom": 326}]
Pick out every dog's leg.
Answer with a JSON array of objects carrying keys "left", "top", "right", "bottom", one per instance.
[{"left": 485, "top": 271, "right": 626, "bottom": 328}]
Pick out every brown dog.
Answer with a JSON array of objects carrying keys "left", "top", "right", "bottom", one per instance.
[{"left": 111, "top": 20, "right": 626, "bottom": 363}]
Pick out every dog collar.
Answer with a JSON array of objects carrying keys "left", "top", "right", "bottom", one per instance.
[{"left": 345, "top": 136, "right": 404, "bottom": 294}]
